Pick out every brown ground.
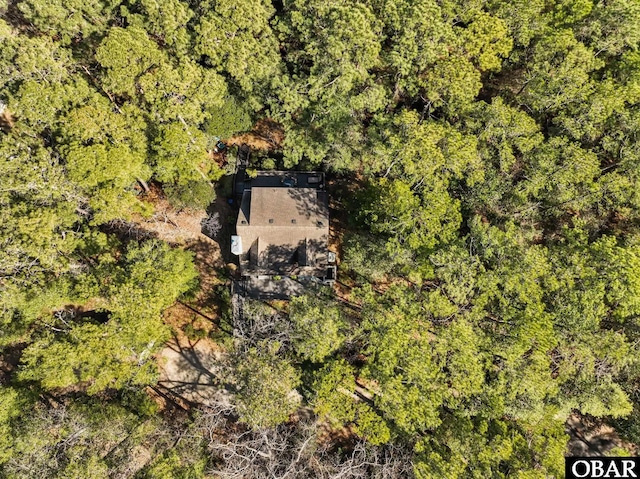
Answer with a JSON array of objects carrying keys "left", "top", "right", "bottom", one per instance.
[
  {"left": 226, "top": 118, "right": 284, "bottom": 151},
  {"left": 0, "top": 107, "right": 14, "bottom": 133},
  {"left": 156, "top": 335, "right": 232, "bottom": 408},
  {"left": 128, "top": 185, "right": 219, "bottom": 247},
  {"left": 132, "top": 119, "right": 286, "bottom": 411},
  {"left": 0, "top": 343, "right": 25, "bottom": 385},
  {"left": 119, "top": 184, "right": 237, "bottom": 410},
  {"left": 136, "top": 145, "right": 363, "bottom": 413},
  {"left": 326, "top": 176, "right": 368, "bottom": 312},
  {"left": 566, "top": 414, "right": 638, "bottom": 456},
  {"left": 126, "top": 188, "right": 229, "bottom": 334}
]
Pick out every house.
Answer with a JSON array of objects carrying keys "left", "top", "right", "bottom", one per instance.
[{"left": 231, "top": 171, "right": 335, "bottom": 298}]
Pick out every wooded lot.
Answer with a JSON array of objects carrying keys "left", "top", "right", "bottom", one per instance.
[{"left": 2, "top": 0, "right": 640, "bottom": 477}]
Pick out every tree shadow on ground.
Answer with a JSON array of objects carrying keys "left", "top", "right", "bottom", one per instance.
[
  {"left": 566, "top": 414, "right": 632, "bottom": 456},
  {"left": 203, "top": 190, "right": 237, "bottom": 267},
  {"left": 157, "top": 334, "right": 232, "bottom": 408}
]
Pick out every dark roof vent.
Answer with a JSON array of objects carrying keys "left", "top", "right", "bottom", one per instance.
[
  {"left": 241, "top": 220, "right": 247, "bottom": 224},
  {"left": 291, "top": 219, "right": 297, "bottom": 224},
  {"left": 269, "top": 218, "right": 274, "bottom": 224},
  {"left": 317, "top": 221, "right": 324, "bottom": 227}
]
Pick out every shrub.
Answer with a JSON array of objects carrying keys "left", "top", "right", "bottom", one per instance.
[
  {"left": 205, "top": 95, "right": 253, "bottom": 140},
  {"left": 164, "top": 180, "right": 215, "bottom": 210}
]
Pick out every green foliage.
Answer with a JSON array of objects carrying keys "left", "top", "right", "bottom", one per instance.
[
  {"left": 576, "top": 0, "right": 640, "bottom": 56},
  {"left": 164, "top": 180, "right": 216, "bottom": 210},
  {"left": 0, "top": 29, "right": 73, "bottom": 89},
  {"left": 342, "top": 232, "right": 399, "bottom": 282},
  {"left": 54, "top": 95, "right": 153, "bottom": 223},
  {"left": 4, "top": 0, "right": 640, "bottom": 475},
  {"left": 0, "top": 386, "right": 32, "bottom": 464},
  {"left": 3, "top": 400, "right": 133, "bottom": 475},
  {"left": 356, "top": 178, "right": 461, "bottom": 279},
  {"left": 358, "top": 286, "right": 448, "bottom": 436},
  {"left": 274, "top": 0, "right": 385, "bottom": 167},
  {"left": 58, "top": 93, "right": 148, "bottom": 152},
  {"left": 0, "top": 136, "right": 78, "bottom": 277},
  {"left": 195, "top": 0, "right": 280, "bottom": 101},
  {"left": 17, "top": 240, "right": 198, "bottom": 393},
  {"left": 123, "top": 0, "right": 195, "bottom": 54},
  {"left": 313, "top": 360, "right": 391, "bottom": 445},
  {"left": 139, "top": 59, "right": 227, "bottom": 124},
  {"left": 63, "top": 142, "right": 149, "bottom": 223},
  {"left": 1, "top": 398, "right": 206, "bottom": 478},
  {"left": 487, "top": 0, "right": 547, "bottom": 47},
  {"left": 516, "top": 137, "right": 602, "bottom": 218},
  {"left": 375, "top": 2, "right": 511, "bottom": 112},
  {"left": 613, "top": 399, "right": 640, "bottom": 445},
  {"left": 205, "top": 95, "right": 253, "bottom": 140},
  {"left": 289, "top": 292, "right": 347, "bottom": 362},
  {"left": 152, "top": 122, "right": 211, "bottom": 185},
  {"left": 96, "top": 26, "right": 167, "bottom": 98},
  {"left": 9, "top": 78, "right": 93, "bottom": 133},
  {"left": 232, "top": 341, "right": 301, "bottom": 429},
  {"left": 18, "top": 323, "right": 162, "bottom": 393},
  {"left": 464, "top": 97, "right": 543, "bottom": 174},
  {"left": 365, "top": 109, "right": 483, "bottom": 183},
  {"left": 520, "top": 30, "right": 603, "bottom": 114},
  {"left": 17, "top": 0, "right": 119, "bottom": 43},
  {"left": 413, "top": 414, "right": 567, "bottom": 478}
]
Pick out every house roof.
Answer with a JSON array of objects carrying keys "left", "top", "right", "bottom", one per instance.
[
  {"left": 235, "top": 180, "right": 329, "bottom": 276},
  {"left": 240, "top": 187, "right": 328, "bottom": 227}
]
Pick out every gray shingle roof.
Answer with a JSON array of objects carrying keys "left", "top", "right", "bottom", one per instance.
[{"left": 235, "top": 182, "right": 329, "bottom": 276}]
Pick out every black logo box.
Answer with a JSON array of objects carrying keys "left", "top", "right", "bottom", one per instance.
[{"left": 566, "top": 457, "right": 640, "bottom": 478}]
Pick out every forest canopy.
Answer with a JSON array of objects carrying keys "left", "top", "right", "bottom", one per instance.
[{"left": 2, "top": 0, "right": 640, "bottom": 477}]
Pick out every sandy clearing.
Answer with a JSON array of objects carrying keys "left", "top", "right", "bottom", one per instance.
[{"left": 157, "top": 336, "right": 232, "bottom": 408}]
